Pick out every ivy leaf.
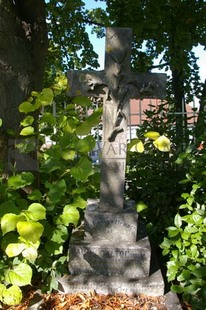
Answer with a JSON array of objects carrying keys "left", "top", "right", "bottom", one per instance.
[
  {"left": 20, "top": 126, "right": 35, "bottom": 136},
  {"left": 1, "top": 214, "right": 19, "bottom": 235},
  {"left": 0, "top": 201, "right": 20, "bottom": 218},
  {"left": 20, "top": 116, "right": 34, "bottom": 127},
  {"left": 57, "top": 206, "right": 80, "bottom": 226},
  {"left": 128, "top": 139, "right": 144, "bottom": 153},
  {"left": 6, "top": 263, "right": 32, "bottom": 286},
  {"left": 136, "top": 201, "right": 148, "bottom": 213},
  {"left": 19, "top": 101, "right": 35, "bottom": 114},
  {"left": 71, "top": 157, "right": 93, "bottom": 181},
  {"left": 40, "top": 112, "right": 56, "bottom": 124},
  {"left": 17, "top": 221, "right": 44, "bottom": 243},
  {"left": 144, "top": 131, "right": 160, "bottom": 140},
  {"left": 153, "top": 135, "right": 171, "bottom": 152},
  {"left": 27, "top": 189, "right": 42, "bottom": 201},
  {"left": 22, "top": 246, "right": 38, "bottom": 263},
  {"left": 40, "top": 88, "right": 54, "bottom": 106},
  {"left": 5, "top": 243, "right": 26, "bottom": 257},
  {"left": 24, "top": 203, "right": 46, "bottom": 221},
  {"left": 2, "top": 285, "right": 22, "bottom": 306},
  {"left": 73, "top": 96, "right": 91, "bottom": 107},
  {"left": 76, "top": 136, "right": 96, "bottom": 153},
  {"left": 8, "top": 172, "right": 34, "bottom": 189}
]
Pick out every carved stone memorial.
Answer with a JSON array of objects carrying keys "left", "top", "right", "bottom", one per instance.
[{"left": 62, "top": 27, "right": 167, "bottom": 295}]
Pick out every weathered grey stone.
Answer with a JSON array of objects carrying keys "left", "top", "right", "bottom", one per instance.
[
  {"left": 67, "top": 27, "right": 167, "bottom": 297},
  {"left": 84, "top": 209, "right": 138, "bottom": 241},
  {"left": 69, "top": 238, "right": 151, "bottom": 278},
  {"left": 58, "top": 270, "right": 165, "bottom": 296},
  {"left": 68, "top": 27, "right": 166, "bottom": 211}
]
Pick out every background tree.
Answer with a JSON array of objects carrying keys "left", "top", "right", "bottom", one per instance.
[{"left": 101, "top": 0, "right": 206, "bottom": 146}]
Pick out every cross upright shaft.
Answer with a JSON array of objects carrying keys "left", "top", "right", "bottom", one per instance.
[{"left": 67, "top": 27, "right": 166, "bottom": 212}]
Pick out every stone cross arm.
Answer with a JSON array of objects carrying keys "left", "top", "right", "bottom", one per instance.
[{"left": 67, "top": 71, "right": 166, "bottom": 100}]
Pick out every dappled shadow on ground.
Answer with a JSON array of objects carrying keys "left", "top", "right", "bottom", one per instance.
[{"left": 1, "top": 290, "right": 192, "bottom": 309}]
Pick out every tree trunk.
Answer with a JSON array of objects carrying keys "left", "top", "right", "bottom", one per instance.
[
  {"left": 0, "top": 0, "right": 47, "bottom": 165},
  {"left": 0, "top": 0, "right": 47, "bottom": 133}
]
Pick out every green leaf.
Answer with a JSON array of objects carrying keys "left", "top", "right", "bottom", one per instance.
[
  {"left": 5, "top": 243, "right": 26, "bottom": 257},
  {"left": 19, "top": 126, "right": 35, "bottom": 136},
  {"left": 40, "top": 112, "right": 56, "bottom": 124},
  {"left": 73, "top": 96, "right": 91, "bottom": 107},
  {"left": 76, "top": 136, "right": 96, "bottom": 153},
  {"left": 17, "top": 221, "right": 44, "bottom": 243},
  {"left": 0, "top": 201, "right": 20, "bottom": 218},
  {"left": 69, "top": 196, "right": 87, "bottom": 209},
  {"left": 6, "top": 263, "right": 32, "bottom": 286},
  {"left": 27, "top": 189, "right": 42, "bottom": 201},
  {"left": 76, "top": 108, "right": 102, "bottom": 136},
  {"left": 1, "top": 214, "right": 19, "bottom": 235},
  {"left": 47, "top": 179, "right": 67, "bottom": 205},
  {"left": 136, "top": 201, "right": 148, "bottom": 213},
  {"left": 50, "top": 225, "right": 68, "bottom": 244},
  {"left": 2, "top": 285, "right": 22, "bottom": 306},
  {"left": 71, "top": 157, "right": 93, "bottom": 181},
  {"left": 153, "top": 135, "right": 171, "bottom": 152},
  {"left": 22, "top": 246, "right": 38, "bottom": 262},
  {"left": 61, "top": 149, "right": 76, "bottom": 160},
  {"left": 144, "top": 131, "right": 160, "bottom": 140},
  {"left": 0, "top": 118, "right": 2, "bottom": 127},
  {"left": 174, "top": 213, "right": 182, "bottom": 228},
  {"left": 128, "top": 139, "right": 144, "bottom": 153},
  {"left": 24, "top": 203, "right": 46, "bottom": 221},
  {"left": 20, "top": 115, "right": 34, "bottom": 127},
  {"left": 0, "top": 283, "right": 6, "bottom": 302},
  {"left": 167, "top": 226, "right": 180, "bottom": 237},
  {"left": 58, "top": 206, "right": 79, "bottom": 226},
  {"left": 19, "top": 101, "right": 35, "bottom": 113},
  {"left": 39, "top": 88, "right": 54, "bottom": 106},
  {"left": 8, "top": 172, "right": 34, "bottom": 189}
]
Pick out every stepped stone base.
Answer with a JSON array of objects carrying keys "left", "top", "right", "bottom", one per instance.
[
  {"left": 69, "top": 237, "right": 151, "bottom": 278},
  {"left": 57, "top": 270, "right": 164, "bottom": 296}
]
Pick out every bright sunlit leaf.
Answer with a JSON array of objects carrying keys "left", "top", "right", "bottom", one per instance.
[
  {"left": 144, "top": 131, "right": 160, "bottom": 140},
  {"left": 153, "top": 135, "right": 171, "bottom": 152},
  {"left": 129, "top": 139, "right": 144, "bottom": 153}
]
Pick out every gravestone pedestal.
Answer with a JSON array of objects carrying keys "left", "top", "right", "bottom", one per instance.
[
  {"left": 64, "top": 26, "right": 167, "bottom": 297},
  {"left": 61, "top": 200, "right": 165, "bottom": 296}
]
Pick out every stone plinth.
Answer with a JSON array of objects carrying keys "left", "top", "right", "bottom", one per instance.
[
  {"left": 69, "top": 238, "right": 150, "bottom": 278},
  {"left": 84, "top": 209, "right": 138, "bottom": 242}
]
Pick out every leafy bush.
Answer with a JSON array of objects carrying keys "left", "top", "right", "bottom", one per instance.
[
  {"left": 0, "top": 77, "right": 101, "bottom": 305},
  {"left": 161, "top": 145, "right": 206, "bottom": 309},
  {"left": 126, "top": 102, "right": 187, "bottom": 245}
]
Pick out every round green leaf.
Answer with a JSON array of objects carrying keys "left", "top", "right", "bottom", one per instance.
[
  {"left": 20, "top": 116, "right": 34, "bottom": 127},
  {"left": 5, "top": 243, "right": 26, "bottom": 257},
  {"left": 6, "top": 263, "right": 32, "bottom": 286},
  {"left": 19, "top": 101, "right": 35, "bottom": 113},
  {"left": 1, "top": 214, "right": 19, "bottom": 235},
  {"left": 58, "top": 206, "right": 79, "bottom": 226},
  {"left": 71, "top": 157, "right": 93, "bottom": 181},
  {"left": 20, "top": 126, "right": 34, "bottom": 136},
  {"left": 24, "top": 203, "right": 46, "bottom": 221},
  {"left": 153, "top": 135, "right": 171, "bottom": 152},
  {"left": 17, "top": 221, "right": 44, "bottom": 243},
  {"left": 8, "top": 172, "right": 34, "bottom": 189},
  {"left": 144, "top": 131, "right": 160, "bottom": 140},
  {"left": 2, "top": 285, "right": 22, "bottom": 306},
  {"left": 73, "top": 96, "right": 91, "bottom": 107},
  {"left": 136, "top": 201, "right": 148, "bottom": 213}
]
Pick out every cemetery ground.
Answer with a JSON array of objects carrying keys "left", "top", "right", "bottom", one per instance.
[{"left": 1, "top": 288, "right": 191, "bottom": 309}]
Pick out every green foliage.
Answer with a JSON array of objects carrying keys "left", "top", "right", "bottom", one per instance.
[
  {"left": 160, "top": 144, "right": 206, "bottom": 309},
  {"left": 0, "top": 78, "right": 101, "bottom": 306},
  {"left": 126, "top": 102, "right": 186, "bottom": 245}
]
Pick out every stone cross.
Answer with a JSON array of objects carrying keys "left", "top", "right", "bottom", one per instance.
[{"left": 68, "top": 27, "right": 166, "bottom": 211}]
